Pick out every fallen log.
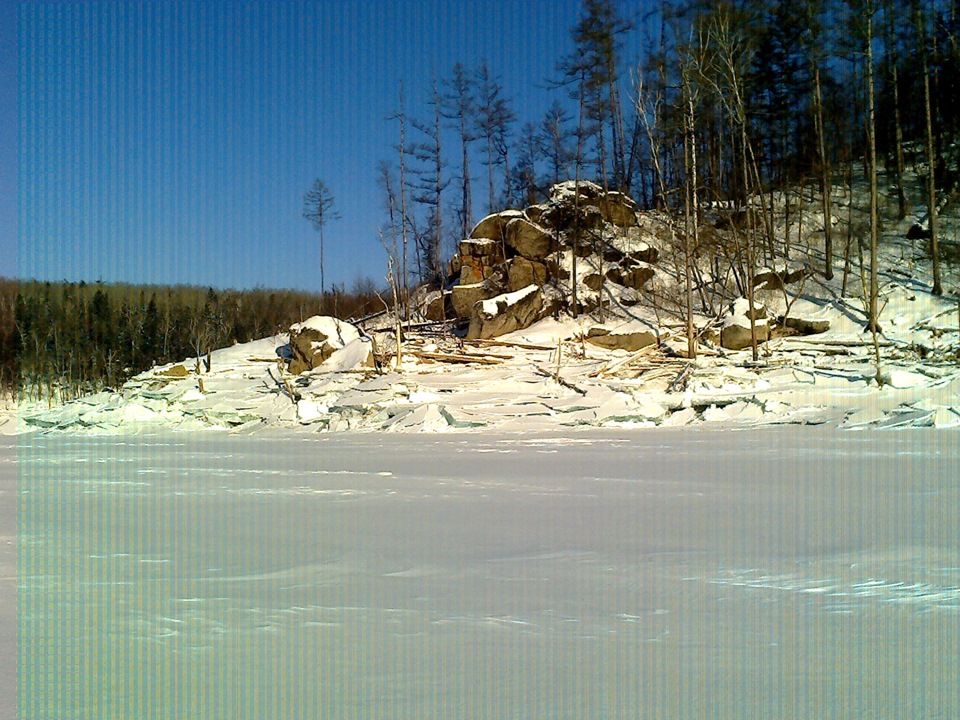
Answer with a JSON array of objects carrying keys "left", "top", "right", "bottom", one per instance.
[
  {"left": 533, "top": 366, "right": 588, "bottom": 395},
  {"left": 463, "top": 338, "right": 555, "bottom": 351},
  {"left": 412, "top": 350, "right": 502, "bottom": 365}
]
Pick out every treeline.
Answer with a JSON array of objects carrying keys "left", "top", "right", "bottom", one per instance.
[
  {"left": 3, "top": 279, "right": 385, "bottom": 402},
  {"left": 379, "top": 0, "right": 959, "bottom": 301}
]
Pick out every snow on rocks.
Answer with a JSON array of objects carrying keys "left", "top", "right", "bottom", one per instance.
[
  {"left": 467, "top": 285, "right": 544, "bottom": 340},
  {"left": 584, "top": 321, "right": 658, "bottom": 352},
  {"left": 288, "top": 316, "right": 362, "bottom": 374},
  {"left": 721, "top": 298, "right": 770, "bottom": 350}
]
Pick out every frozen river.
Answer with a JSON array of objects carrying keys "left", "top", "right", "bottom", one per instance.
[{"left": 11, "top": 428, "right": 960, "bottom": 718}]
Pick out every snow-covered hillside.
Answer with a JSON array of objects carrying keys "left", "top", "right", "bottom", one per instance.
[{"left": 10, "top": 170, "right": 960, "bottom": 435}]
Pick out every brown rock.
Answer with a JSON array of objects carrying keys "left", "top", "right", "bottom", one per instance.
[
  {"left": 288, "top": 316, "right": 362, "bottom": 372},
  {"left": 627, "top": 245, "right": 659, "bottom": 264},
  {"left": 506, "top": 257, "right": 548, "bottom": 291},
  {"left": 504, "top": 218, "right": 557, "bottom": 259},
  {"left": 585, "top": 327, "right": 657, "bottom": 352},
  {"left": 423, "top": 291, "right": 450, "bottom": 322},
  {"left": 458, "top": 237, "right": 503, "bottom": 259},
  {"left": 619, "top": 266, "right": 655, "bottom": 291},
  {"left": 524, "top": 204, "right": 549, "bottom": 225},
  {"left": 783, "top": 316, "right": 830, "bottom": 335},
  {"left": 469, "top": 210, "right": 524, "bottom": 240},
  {"left": 451, "top": 282, "right": 500, "bottom": 319},
  {"left": 720, "top": 321, "right": 770, "bottom": 350},
  {"left": 467, "top": 285, "right": 544, "bottom": 340},
  {"left": 459, "top": 259, "right": 486, "bottom": 286},
  {"left": 599, "top": 192, "right": 638, "bottom": 227},
  {"left": 583, "top": 273, "right": 605, "bottom": 291}
]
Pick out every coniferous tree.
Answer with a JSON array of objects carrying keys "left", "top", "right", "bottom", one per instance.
[
  {"left": 302, "top": 179, "right": 340, "bottom": 295},
  {"left": 560, "top": 0, "right": 632, "bottom": 189},
  {"left": 410, "top": 79, "right": 448, "bottom": 285},
  {"left": 442, "top": 63, "right": 477, "bottom": 240},
  {"left": 540, "top": 101, "right": 576, "bottom": 186},
  {"left": 474, "top": 60, "right": 516, "bottom": 213}
]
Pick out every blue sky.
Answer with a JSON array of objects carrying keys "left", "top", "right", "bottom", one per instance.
[{"left": 12, "top": 0, "right": 644, "bottom": 292}]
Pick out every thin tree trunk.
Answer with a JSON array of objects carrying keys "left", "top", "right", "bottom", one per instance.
[
  {"left": 460, "top": 114, "right": 472, "bottom": 241},
  {"left": 922, "top": 21, "right": 942, "bottom": 295},
  {"left": 813, "top": 64, "right": 834, "bottom": 279},
  {"left": 572, "top": 73, "right": 587, "bottom": 319},
  {"left": 866, "top": 10, "right": 883, "bottom": 383},
  {"left": 398, "top": 84, "right": 410, "bottom": 321},
  {"left": 682, "top": 66, "right": 697, "bottom": 360}
]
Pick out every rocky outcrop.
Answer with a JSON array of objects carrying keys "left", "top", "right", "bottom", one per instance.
[
  {"left": 441, "top": 182, "right": 667, "bottom": 336},
  {"left": 289, "top": 316, "right": 362, "bottom": 374},
  {"left": 458, "top": 237, "right": 505, "bottom": 284},
  {"left": 598, "top": 192, "right": 638, "bottom": 227},
  {"left": 467, "top": 285, "right": 544, "bottom": 340}
]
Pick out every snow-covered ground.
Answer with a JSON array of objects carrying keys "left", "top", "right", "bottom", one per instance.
[
  {"left": 8, "top": 294, "right": 960, "bottom": 435},
  {"left": 13, "top": 430, "right": 960, "bottom": 719}
]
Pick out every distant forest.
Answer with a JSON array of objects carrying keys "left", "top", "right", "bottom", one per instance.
[{"left": 3, "top": 279, "right": 383, "bottom": 402}]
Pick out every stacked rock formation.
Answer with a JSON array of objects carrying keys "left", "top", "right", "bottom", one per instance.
[{"left": 445, "top": 181, "right": 667, "bottom": 340}]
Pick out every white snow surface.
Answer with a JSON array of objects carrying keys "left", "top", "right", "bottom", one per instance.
[{"left": 10, "top": 300, "right": 960, "bottom": 434}]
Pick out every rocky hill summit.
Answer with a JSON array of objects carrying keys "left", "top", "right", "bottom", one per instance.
[{"left": 433, "top": 181, "right": 669, "bottom": 346}]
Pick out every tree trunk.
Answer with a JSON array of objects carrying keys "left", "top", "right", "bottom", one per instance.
[
  {"left": 866, "top": 10, "right": 883, "bottom": 383},
  {"left": 921, "top": 17, "right": 942, "bottom": 295},
  {"left": 398, "top": 84, "right": 410, "bottom": 321}
]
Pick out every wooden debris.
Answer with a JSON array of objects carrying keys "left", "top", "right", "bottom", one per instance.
[
  {"left": 533, "top": 366, "right": 587, "bottom": 395},
  {"left": 411, "top": 350, "right": 502, "bottom": 365},
  {"left": 588, "top": 338, "right": 667, "bottom": 378},
  {"left": 463, "top": 337, "right": 555, "bottom": 351}
]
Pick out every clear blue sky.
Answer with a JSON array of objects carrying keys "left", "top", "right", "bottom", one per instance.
[{"left": 12, "top": 0, "right": 645, "bottom": 293}]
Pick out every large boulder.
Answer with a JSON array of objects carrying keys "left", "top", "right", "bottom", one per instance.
[
  {"left": 289, "top": 316, "right": 362, "bottom": 373},
  {"left": 456, "top": 237, "right": 505, "bottom": 284},
  {"left": 548, "top": 180, "right": 604, "bottom": 203},
  {"left": 720, "top": 298, "right": 770, "bottom": 350},
  {"left": 783, "top": 316, "right": 830, "bottom": 335},
  {"left": 598, "top": 192, "right": 638, "bottom": 227},
  {"left": 621, "top": 266, "right": 655, "bottom": 291},
  {"left": 423, "top": 290, "right": 452, "bottom": 322},
  {"left": 467, "top": 285, "right": 544, "bottom": 340},
  {"left": 459, "top": 258, "right": 496, "bottom": 285},
  {"left": 458, "top": 237, "right": 503, "bottom": 259},
  {"left": 583, "top": 273, "right": 605, "bottom": 291},
  {"left": 506, "top": 257, "right": 548, "bottom": 291},
  {"left": 606, "top": 265, "right": 654, "bottom": 291},
  {"left": 626, "top": 244, "right": 659, "bottom": 264},
  {"left": 504, "top": 218, "right": 557, "bottom": 259},
  {"left": 469, "top": 210, "right": 524, "bottom": 240},
  {"left": 451, "top": 282, "right": 500, "bottom": 319},
  {"left": 585, "top": 326, "right": 656, "bottom": 352}
]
